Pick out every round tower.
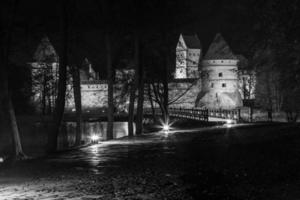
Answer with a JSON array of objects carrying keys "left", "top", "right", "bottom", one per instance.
[{"left": 196, "top": 34, "right": 242, "bottom": 109}]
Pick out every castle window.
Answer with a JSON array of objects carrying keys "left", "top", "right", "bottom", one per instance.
[
  {"left": 218, "top": 72, "right": 223, "bottom": 77},
  {"left": 211, "top": 83, "right": 214, "bottom": 88},
  {"left": 222, "top": 83, "right": 226, "bottom": 88}
]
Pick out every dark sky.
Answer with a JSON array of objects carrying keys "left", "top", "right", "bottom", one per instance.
[{"left": 2, "top": 0, "right": 299, "bottom": 71}]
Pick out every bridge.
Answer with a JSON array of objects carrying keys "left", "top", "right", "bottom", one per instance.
[
  {"left": 63, "top": 107, "right": 240, "bottom": 123},
  {"left": 144, "top": 107, "right": 241, "bottom": 123}
]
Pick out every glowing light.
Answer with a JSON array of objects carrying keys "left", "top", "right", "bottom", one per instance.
[
  {"left": 225, "top": 124, "right": 233, "bottom": 128},
  {"left": 224, "top": 119, "right": 236, "bottom": 128},
  {"left": 0, "top": 157, "right": 4, "bottom": 163},
  {"left": 226, "top": 119, "right": 234, "bottom": 124},
  {"left": 91, "top": 135, "right": 100, "bottom": 142},
  {"left": 162, "top": 124, "right": 170, "bottom": 132}
]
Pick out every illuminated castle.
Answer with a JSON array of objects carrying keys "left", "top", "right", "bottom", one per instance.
[
  {"left": 174, "top": 33, "right": 243, "bottom": 109},
  {"left": 31, "top": 34, "right": 252, "bottom": 113}
]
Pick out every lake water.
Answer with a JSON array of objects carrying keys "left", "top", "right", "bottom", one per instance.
[{"left": 57, "top": 122, "right": 135, "bottom": 149}]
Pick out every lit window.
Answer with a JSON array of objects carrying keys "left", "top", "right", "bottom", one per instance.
[
  {"left": 222, "top": 83, "right": 226, "bottom": 87},
  {"left": 218, "top": 73, "right": 223, "bottom": 77}
]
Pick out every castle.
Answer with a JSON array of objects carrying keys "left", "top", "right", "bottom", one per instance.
[{"left": 31, "top": 33, "right": 254, "bottom": 113}]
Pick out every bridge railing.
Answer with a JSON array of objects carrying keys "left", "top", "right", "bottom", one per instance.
[
  {"left": 144, "top": 107, "right": 240, "bottom": 122},
  {"left": 169, "top": 107, "right": 209, "bottom": 121},
  {"left": 208, "top": 109, "right": 240, "bottom": 120},
  {"left": 144, "top": 107, "right": 209, "bottom": 122}
]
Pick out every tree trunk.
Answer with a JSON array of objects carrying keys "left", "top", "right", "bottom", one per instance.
[
  {"left": 128, "top": 81, "right": 136, "bottom": 137},
  {"left": 135, "top": 33, "right": 144, "bottom": 135},
  {"left": 128, "top": 31, "right": 141, "bottom": 136},
  {"left": 3, "top": 89, "right": 25, "bottom": 158},
  {"left": 105, "top": 33, "right": 114, "bottom": 140},
  {"left": 42, "top": 73, "right": 47, "bottom": 115},
  {"left": 136, "top": 71, "right": 144, "bottom": 135},
  {"left": 163, "top": 73, "right": 168, "bottom": 124},
  {"left": 0, "top": 0, "right": 26, "bottom": 159},
  {"left": 151, "top": 82, "right": 166, "bottom": 117},
  {"left": 162, "top": 1, "right": 169, "bottom": 124},
  {"left": 147, "top": 84, "right": 156, "bottom": 122},
  {"left": 47, "top": 0, "right": 68, "bottom": 152},
  {"left": 100, "top": 0, "right": 114, "bottom": 140},
  {"left": 72, "top": 66, "right": 82, "bottom": 145},
  {"left": 249, "top": 106, "right": 253, "bottom": 122}
]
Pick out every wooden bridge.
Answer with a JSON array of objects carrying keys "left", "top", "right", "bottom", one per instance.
[
  {"left": 64, "top": 107, "right": 240, "bottom": 123},
  {"left": 144, "top": 107, "right": 241, "bottom": 123}
]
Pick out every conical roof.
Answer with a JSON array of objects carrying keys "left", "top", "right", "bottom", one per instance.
[
  {"left": 204, "top": 33, "right": 237, "bottom": 60},
  {"left": 33, "top": 36, "right": 58, "bottom": 63},
  {"left": 82, "top": 57, "right": 91, "bottom": 68},
  {"left": 182, "top": 34, "right": 201, "bottom": 49}
]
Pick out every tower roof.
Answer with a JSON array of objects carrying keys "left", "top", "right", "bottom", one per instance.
[
  {"left": 182, "top": 34, "right": 201, "bottom": 49},
  {"left": 33, "top": 36, "right": 59, "bottom": 63},
  {"left": 204, "top": 33, "right": 237, "bottom": 60}
]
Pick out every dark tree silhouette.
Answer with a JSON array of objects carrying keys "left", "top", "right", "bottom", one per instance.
[
  {"left": 71, "top": 66, "right": 82, "bottom": 145},
  {"left": 0, "top": 0, "right": 26, "bottom": 159},
  {"left": 101, "top": 0, "right": 114, "bottom": 140},
  {"left": 47, "top": 0, "right": 69, "bottom": 152}
]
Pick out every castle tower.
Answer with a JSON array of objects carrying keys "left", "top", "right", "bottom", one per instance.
[
  {"left": 196, "top": 33, "right": 242, "bottom": 109},
  {"left": 175, "top": 34, "right": 201, "bottom": 79},
  {"left": 31, "top": 36, "right": 59, "bottom": 113},
  {"left": 80, "top": 58, "right": 99, "bottom": 81}
]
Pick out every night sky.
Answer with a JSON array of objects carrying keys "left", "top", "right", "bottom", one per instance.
[{"left": 1, "top": 0, "right": 299, "bottom": 72}]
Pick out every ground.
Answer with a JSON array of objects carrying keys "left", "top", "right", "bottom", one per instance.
[{"left": 1, "top": 122, "right": 300, "bottom": 199}]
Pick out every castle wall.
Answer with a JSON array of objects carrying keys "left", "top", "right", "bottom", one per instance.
[
  {"left": 168, "top": 80, "right": 201, "bottom": 108},
  {"left": 187, "top": 49, "right": 201, "bottom": 66},
  {"left": 65, "top": 83, "right": 130, "bottom": 112},
  {"left": 142, "top": 80, "right": 201, "bottom": 110},
  {"left": 175, "top": 50, "right": 187, "bottom": 79}
]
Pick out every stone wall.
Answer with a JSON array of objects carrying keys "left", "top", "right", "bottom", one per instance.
[
  {"left": 142, "top": 79, "right": 201, "bottom": 109},
  {"left": 168, "top": 80, "right": 201, "bottom": 108},
  {"left": 65, "top": 82, "right": 130, "bottom": 112}
]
